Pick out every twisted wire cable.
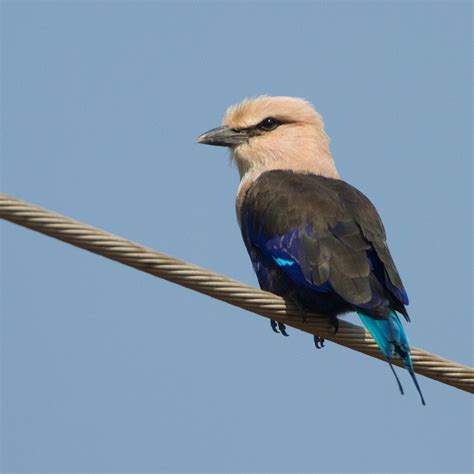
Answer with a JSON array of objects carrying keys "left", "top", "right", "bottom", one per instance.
[{"left": 1, "top": 193, "right": 472, "bottom": 394}]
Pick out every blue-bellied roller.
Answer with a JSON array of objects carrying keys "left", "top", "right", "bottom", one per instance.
[{"left": 197, "top": 96, "right": 425, "bottom": 405}]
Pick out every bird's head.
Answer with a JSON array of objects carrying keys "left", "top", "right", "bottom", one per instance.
[{"left": 197, "top": 96, "right": 339, "bottom": 181}]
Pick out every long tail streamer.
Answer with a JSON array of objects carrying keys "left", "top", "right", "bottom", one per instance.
[{"left": 358, "top": 310, "right": 426, "bottom": 405}]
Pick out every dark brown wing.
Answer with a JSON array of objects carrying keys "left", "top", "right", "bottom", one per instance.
[{"left": 241, "top": 170, "right": 408, "bottom": 317}]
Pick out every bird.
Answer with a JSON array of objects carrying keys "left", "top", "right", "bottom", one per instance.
[{"left": 197, "top": 95, "right": 425, "bottom": 405}]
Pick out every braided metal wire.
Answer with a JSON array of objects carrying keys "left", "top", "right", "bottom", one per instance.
[{"left": 1, "top": 193, "right": 472, "bottom": 394}]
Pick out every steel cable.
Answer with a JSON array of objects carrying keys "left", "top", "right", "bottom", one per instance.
[{"left": 1, "top": 193, "right": 472, "bottom": 393}]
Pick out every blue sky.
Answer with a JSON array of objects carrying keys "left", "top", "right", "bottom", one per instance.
[{"left": 1, "top": 1, "right": 472, "bottom": 472}]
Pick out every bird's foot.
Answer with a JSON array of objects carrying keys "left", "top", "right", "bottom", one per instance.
[
  {"left": 313, "top": 335, "right": 325, "bottom": 349},
  {"left": 270, "top": 319, "right": 279, "bottom": 333},
  {"left": 278, "top": 322, "right": 289, "bottom": 336},
  {"left": 270, "top": 319, "right": 289, "bottom": 337}
]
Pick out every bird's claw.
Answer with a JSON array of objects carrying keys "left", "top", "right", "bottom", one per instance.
[
  {"left": 313, "top": 335, "right": 325, "bottom": 349},
  {"left": 270, "top": 319, "right": 279, "bottom": 333},
  {"left": 278, "top": 321, "right": 289, "bottom": 336},
  {"left": 270, "top": 319, "right": 289, "bottom": 337}
]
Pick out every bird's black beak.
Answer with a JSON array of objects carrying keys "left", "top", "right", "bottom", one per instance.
[{"left": 197, "top": 126, "right": 248, "bottom": 147}]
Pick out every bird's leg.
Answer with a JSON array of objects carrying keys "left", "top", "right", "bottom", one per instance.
[
  {"left": 313, "top": 316, "right": 337, "bottom": 349},
  {"left": 294, "top": 302, "right": 326, "bottom": 349},
  {"left": 331, "top": 316, "right": 339, "bottom": 334},
  {"left": 287, "top": 294, "right": 309, "bottom": 323},
  {"left": 289, "top": 299, "right": 326, "bottom": 349},
  {"left": 300, "top": 308, "right": 309, "bottom": 323},
  {"left": 313, "top": 335, "right": 325, "bottom": 349}
]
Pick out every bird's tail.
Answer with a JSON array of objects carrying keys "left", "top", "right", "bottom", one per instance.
[{"left": 357, "top": 310, "right": 426, "bottom": 405}]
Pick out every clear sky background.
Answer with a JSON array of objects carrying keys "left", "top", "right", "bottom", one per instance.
[{"left": 1, "top": 1, "right": 472, "bottom": 473}]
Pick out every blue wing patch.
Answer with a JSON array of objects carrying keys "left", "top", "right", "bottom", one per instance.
[{"left": 273, "top": 257, "right": 295, "bottom": 267}]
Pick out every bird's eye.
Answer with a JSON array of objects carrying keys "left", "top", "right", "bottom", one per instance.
[{"left": 257, "top": 117, "right": 282, "bottom": 131}]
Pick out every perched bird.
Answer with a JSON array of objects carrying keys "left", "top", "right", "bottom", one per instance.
[{"left": 197, "top": 96, "right": 425, "bottom": 405}]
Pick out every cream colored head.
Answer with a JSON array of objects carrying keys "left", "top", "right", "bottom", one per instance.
[{"left": 198, "top": 96, "right": 339, "bottom": 182}]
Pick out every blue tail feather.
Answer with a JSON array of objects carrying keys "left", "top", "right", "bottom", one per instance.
[{"left": 357, "top": 310, "right": 426, "bottom": 405}]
